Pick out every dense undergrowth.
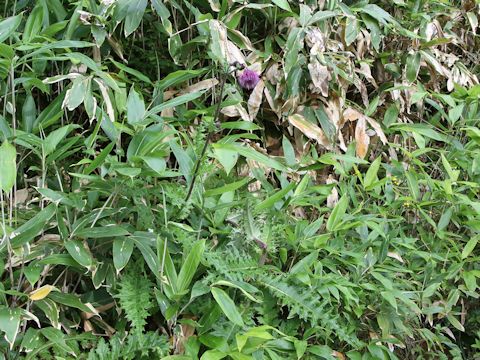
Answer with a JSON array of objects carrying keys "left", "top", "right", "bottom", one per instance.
[{"left": 0, "top": 0, "right": 479, "bottom": 359}]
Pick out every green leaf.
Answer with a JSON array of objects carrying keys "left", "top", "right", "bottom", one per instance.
[
  {"left": 308, "top": 11, "right": 337, "bottom": 25},
  {"left": 48, "top": 292, "right": 98, "bottom": 315},
  {"left": 326, "top": 194, "right": 348, "bottom": 232},
  {"left": 110, "top": 59, "right": 152, "bottom": 84},
  {"left": 0, "top": 141, "right": 16, "bottom": 192},
  {"left": 22, "top": 94, "right": 37, "bottom": 133},
  {"left": 157, "top": 69, "right": 207, "bottom": 91},
  {"left": 406, "top": 52, "right": 421, "bottom": 83},
  {"left": 462, "top": 236, "right": 479, "bottom": 259},
  {"left": 211, "top": 280, "right": 262, "bottom": 303},
  {"left": 11, "top": 204, "right": 56, "bottom": 248},
  {"left": 44, "top": 125, "right": 79, "bottom": 156},
  {"left": 84, "top": 142, "right": 115, "bottom": 175},
  {"left": 64, "top": 240, "right": 94, "bottom": 269},
  {"left": 214, "top": 143, "right": 286, "bottom": 172},
  {"left": 364, "top": 157, "right": 381, "bottom": 189},
  {"left": 211, "top": 287, "right": 244, "bottom": 327},
  {"left": 0, "top": 14, "right": 22, "bottom": 43},
  {"left": 35, "top": 299, "right": 59, "bottom": 329},
  {"left": 212, "top": 145, "right": 239, "bottom": 175},
  {"left": 146, "top": 91, "right": 206, "bottom": 118},
  {"left": 0, "top": 308, "right": 21, "bottom": 349},
  {"left": 177, "top": 240, "right": 206, "bottom": 294},
  {"left": 113, "top": 237, "right": 134, "bottom": 273},
  {"left": 255, "top": 181, "right": 296, "bottom": 211},
  {"left": 205, "top": 178, "right": 250, "bottom": 197},
  {"left": 272, "top": 0, "right": 291, "bottom": 12},
  {"left": 75, "top": 226, "right": 129, "bottom": 239},
  {"left": 345, "top": 17, "right": 358, "bottom": 46},
  {"left": 127, "top": 86, "right": 145, "bottom": 125},
  {"left": 124, "top": 0, "right": 148, "bottom": 37},
  {"left": 380, "top": 291, "right": 398, "bottom": 311},
  {"left": 446, "top": 313, "right": 464, "bottom": 332}
]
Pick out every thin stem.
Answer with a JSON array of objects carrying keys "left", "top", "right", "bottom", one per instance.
[{"left": 184, "top": 71, "right": 227, "bottom": 202}]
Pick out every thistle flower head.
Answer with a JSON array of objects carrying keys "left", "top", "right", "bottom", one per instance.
[{"left": 238, "top": 68, "right": 260, "bottom": 90}]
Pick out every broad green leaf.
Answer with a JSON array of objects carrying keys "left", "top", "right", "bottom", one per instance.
[
  {"left": 326, "top": 194, "right": 348, "bottom": 232},
  {"left": 22, "top": 94, "right": 37, "bottom": 133},
  {"left": 113, "top": 237, "right": 134, "bottom": 273},
  {"left": 110, "top": 59, "right": 152, "bottom": 84},
  {"left": 146, "top": 91, "right": 206, "bottom": 117},
  {"left": 205, "top": 178, "right": 250, "bottom": 197},
  {"left": 211, "top": 280, "right": 262, "bottom": 303},
  {"left": 462, "top": 236, "right": 479, "bottom": 259},
  {"left": 0, "top": 141, "right": 16, "bottom": 192},
  {"left": 43, "top": 125, "right": 79, "bottom": 156},
  {"left": 308, "top": 11, "right": 337, "bottom": 25},
  {"left": 124, "top": 0, "right": 148, "bottom": 37},
  {"left": 406, "top": 52, "right": 421, "bottom": 83},
  {"left": 211, "top": 287, "right": 244, "bottom": 327},
  {"left": 364, "top": 157, "right": 381, "bottom": 189},
  {"left": 0, "top": 14, "right": 22, "bottom": 43},
  {"left": 75, "top": 226, "right": 129, "bottom": 239},
  {"left": 64, "top": 240, "right": 94, "bottom": 269},
  {"left": 212, "top": 145, "right": 239, "bottom": 175},
  {"left": 446, "top": 314, "right": 464, "bottom": 332},
  {"left": 255, "top": 181, "right": 295, "bottom": 211},
  {"left": 35, "top": 299, "right": 59, "bottom": 329},
  {"left": 380, "top": 291, "right": 397, "bottom": 311},
  {"left": 41, "top": 327, "right": 75, "bottom": 356},
  {"left": 11, "top": 204, "right": 56, "bottom": 248},
  {"left": 157, "top": 69, "right": 207, "bottom": 91},
  {"left": 214, "top": 143, "right": 286, "bottom": 171},
  {"left": 127, "top": 86, "right": 145, "bottom": 125},
  {"left": 0, "top": 308, "right": 21, "bottom": 349},
  {"left": 84, "top": 142, "right": 115, "bottom": 175},
  {"left": 48, "top": 292, "right": 98, "bottom": 315},
  {"left": 65, "top": 77, "right": 87, "bottom": 111},
  {"left": 272, "top": 0, "right": 291, "bottom": 12},
  {"left": 345, "top": 17, "right": 358, "bottom": 46},
  {"left": 177, "top": 240, "right": 206, "bottom": 294}
]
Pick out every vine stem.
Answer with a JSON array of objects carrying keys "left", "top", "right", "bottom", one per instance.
[{"left": 184, "top": 70, "right": 228, "bottom": 203}]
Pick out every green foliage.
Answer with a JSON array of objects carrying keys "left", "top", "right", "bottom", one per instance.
[{"left": 0, "top": 0, "right": 479, "bottom": 359}]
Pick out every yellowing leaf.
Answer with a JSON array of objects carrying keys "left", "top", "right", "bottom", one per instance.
[{"left": 29, "top": 285, "right": 57, "bottom": 301}]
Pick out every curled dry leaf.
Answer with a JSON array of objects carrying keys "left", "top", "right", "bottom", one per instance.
[
  {"left": 221, "top": 104, "right": 250, "bottom": 122},
  {"left": 326, "top": 174, "right": 338, "bottom": 208},
  {"left": 308, "top": 60, "right": 331, "bottom": 97},
  {"left": 227, "top": 40, "right": 246, "bottom": 64},
  {"left": 182, "top": 78, "right": 219, "bottom": 94},
  {"left": 248, "top": 79, "right": 265, "bottom": 121},
  {"left": 263, "top": 86, "right": 279, "bottom": 117},
  {"left": 288, "top": 114, "right": 332, "bottom": 149},
  {"left": 343, "top": 107, "right": 388, "bottom": 145},
  {"left": 355, "top": 117, "right": 370, "bottom": 159},
  {"left": 387, "top": 251, "right": 404, "bottom": 263},
  {"left": 265, "top": 63, "right": 282, "bottom": 85}
]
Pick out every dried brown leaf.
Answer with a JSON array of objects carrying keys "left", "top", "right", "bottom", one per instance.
[
  {"left": 355, "top": 117, "right": 369, "bottom": 159},
  {"left": 308, "top": 61, "right": 331, "bottom": 97},
  {"left": 248, "top": 79, "right": 265, "bottom": 121},
  {"left": 288, "top": 114, "right": 331, "bottom": 149},
  {"left": 182, "top": 78, "right": 219, "bottom": 94}
]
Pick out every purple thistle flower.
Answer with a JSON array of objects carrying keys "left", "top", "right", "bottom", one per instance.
[{"left": 238, "top": 68, "right": 260, "bottom": 90}]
